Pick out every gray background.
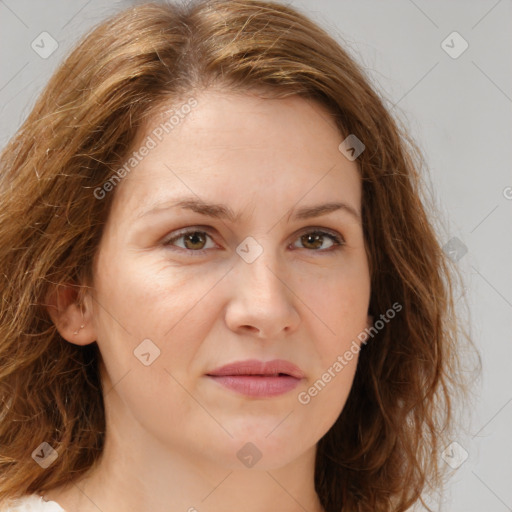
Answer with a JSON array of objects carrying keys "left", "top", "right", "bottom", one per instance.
[{"left": 1, "top": 1, "right": 511, "bottom": 510}]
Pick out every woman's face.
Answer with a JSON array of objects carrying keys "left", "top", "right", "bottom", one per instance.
[{"left": 88, "top": 89, "right": 371, "bottom": 469}]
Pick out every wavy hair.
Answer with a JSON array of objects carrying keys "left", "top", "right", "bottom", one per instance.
[{"left": 0, "top": 1, "right": 477, "bottom": 511}]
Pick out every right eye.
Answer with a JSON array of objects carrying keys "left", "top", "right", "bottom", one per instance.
[{"left": 162, "top": 228, "right": 217, "bottom": 255}]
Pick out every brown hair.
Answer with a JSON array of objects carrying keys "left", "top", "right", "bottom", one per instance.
[{"left": 0, "top": 1, "right": 478, "bottom": 511}]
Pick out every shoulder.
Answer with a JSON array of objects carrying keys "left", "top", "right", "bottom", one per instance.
[{"left": 1, "top": 495, "right": 65, "bottom": 512}]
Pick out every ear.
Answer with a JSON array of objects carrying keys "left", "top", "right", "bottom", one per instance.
[{"left": 45, "top": 283, "right": 97, "bottom": 346}]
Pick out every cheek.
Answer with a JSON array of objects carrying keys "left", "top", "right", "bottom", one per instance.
[
  {"left": 295, "top": 350, "right": 360, "bottom": 441},
  {"left": 94, "top": 252, "right": 203, "bottom": 334},
  {"left": 92, "top": 253, "right": 219, "bottom": 386},
  {"left": 102, "top": 361, "right": 207, "bottom": 446},
  {"left": 296, "top": 268, "right": 370, "bottom": 356},
  {"left": 286, "top": 273, "right": 367, "bottom": 429}
]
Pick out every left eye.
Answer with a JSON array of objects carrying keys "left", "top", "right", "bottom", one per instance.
[
  {"left": 291, "top": 230, "right": 344, "bottom": 251},
  {"left": 162, "top": 228, "right": 344, "bottom": 254}
]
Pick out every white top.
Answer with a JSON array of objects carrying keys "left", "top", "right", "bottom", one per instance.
[{"left": 2, "top": 495, "right": 65, "bottom": 512}]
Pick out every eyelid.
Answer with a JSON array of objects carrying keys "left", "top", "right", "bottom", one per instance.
[{"left": 296, "top": 226, "right": 345, "bottom": 243}]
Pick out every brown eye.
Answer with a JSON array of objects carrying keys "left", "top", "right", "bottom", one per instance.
[
  {"left": 163, "top": 227, "right": 344, "bottom": 256},
  {"left": 163, "top": 230, "right": 215, "bottom": 253},
  {"left": 292, "top": 230, "right": 344, "bottom": 252},
  {"left": 182, "top": 231, "right": 207, "bottom": 250},
  {"left": 300, "top": 233, "right": 325, "bottom": 250}
]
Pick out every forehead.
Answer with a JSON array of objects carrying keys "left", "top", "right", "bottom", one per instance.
[{"left": 110, "top": 90, "right": 362, "bottom": 220}]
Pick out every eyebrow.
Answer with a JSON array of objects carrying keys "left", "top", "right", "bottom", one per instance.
[{"left": 137, "top": 197, "right": 361, "bottom": 223}]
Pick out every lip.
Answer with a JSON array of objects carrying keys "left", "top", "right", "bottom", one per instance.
[{"left": 206, "top": 359, "right": 305, "bottom": 398}]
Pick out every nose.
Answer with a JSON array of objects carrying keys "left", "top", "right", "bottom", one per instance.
[{"left": 224, "top": 249, "right": 300, "bottom": 339}]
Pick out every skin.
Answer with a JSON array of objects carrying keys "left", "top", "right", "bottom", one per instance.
[{"left": 46, "top": 89, "right": 372, "bottom": 512}]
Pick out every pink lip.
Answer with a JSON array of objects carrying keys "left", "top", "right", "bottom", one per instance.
[{"left": 206, "top": 359, "right": 304, "bottom": 398}]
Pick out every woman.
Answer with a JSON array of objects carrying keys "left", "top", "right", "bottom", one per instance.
[{"left": 0, "top": 1, "right": 475, "bottom": 511}]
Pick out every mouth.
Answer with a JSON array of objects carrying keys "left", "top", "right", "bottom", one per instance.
[{"left": 206, "top": 359, "right": 304, "bottom": 398}]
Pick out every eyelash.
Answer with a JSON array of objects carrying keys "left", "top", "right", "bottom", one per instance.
[{"left": 162, "top": 227, "right": 345, "bottom": 256}]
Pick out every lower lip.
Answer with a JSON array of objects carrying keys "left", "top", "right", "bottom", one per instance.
[{"left": 207, "top": 375, "right": 301, "bottom": 397}]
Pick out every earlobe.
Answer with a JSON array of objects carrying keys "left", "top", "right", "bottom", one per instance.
[{"left": 45, "top": 283, "right": 96, "bottom": 346}]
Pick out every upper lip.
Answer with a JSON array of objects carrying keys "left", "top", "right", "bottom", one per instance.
[{"left": 207, "top": 359, "right": 305, "bottom": 379}]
